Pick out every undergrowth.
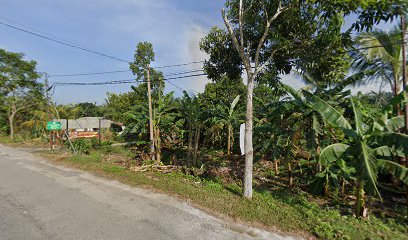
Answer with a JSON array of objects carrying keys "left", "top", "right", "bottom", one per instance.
[{"left": 36, "top": 146, "right": 408, "bottom": 240}]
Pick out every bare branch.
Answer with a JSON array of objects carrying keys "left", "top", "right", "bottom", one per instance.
[
  {"left": 239, "top": 0, "right": 244, "bottom": 49},
  {"left": 254, "top": 1, "right": 287, "bottom": 68},
  {"left": 254, "top": 48, "right": 279, "bottom": 77},
  {"left": 222, "top": 8, "right": 252, "bottom": 74}
]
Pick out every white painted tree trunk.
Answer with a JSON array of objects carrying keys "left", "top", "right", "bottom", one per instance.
[
  {"left": 8, "top": 100, "right": 17, "bottom": 140},
  {"left": 222, "top": 0, "right": 286, "bottom": 199},
  {"left": 243, "top": 75, "right": 255, "bottom": 198}
]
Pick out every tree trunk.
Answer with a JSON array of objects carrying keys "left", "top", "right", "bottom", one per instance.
[
  {"left": 8, "top": 115, "right": 14, "bottom": 140},
  {"left": 274, "top": 160, "right": 279, "bottom": 176},
  {"left": 355, "top": 180, "right": 367, "bottom": 218},
  {"left": 243, "top": 75, "right": 255, "bottom": 199},
  {"left": 8, "top": 101, "right": 17, "bottom": 140},
  {"left": 288, "top": 162, "right": 294, "bottom": 189},
  {"left": 393, "top": 72, "right": 402, "bottom": 116},
  {"left": 316, "top": 144, "right": 322, "bottom": 172},
  {"left": 193, "top": 125, "right": 201, "bottom": 167},
  {"left": 341, "top": 178, "right": 346, "bottom": 196},
  {"left": 187, "top": 123, "right": 193, "bottom": 161},
  {"left": 324, "top": 175, "right": 329, "bottom": 197},
  {"left": 155, "top": 127, "right": 161, "bottom": 163},
  {"left": 227, "top": 125, "right": 231, "bottom": 160}
]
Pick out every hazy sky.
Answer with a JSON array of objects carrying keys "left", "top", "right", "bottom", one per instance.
[{"left": 0, "top": 0, "right": 397, "bottom": 104}]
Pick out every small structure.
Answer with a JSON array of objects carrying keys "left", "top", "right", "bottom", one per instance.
[{"left": 54, "top": 117, "right": 112, "bottom": 140}]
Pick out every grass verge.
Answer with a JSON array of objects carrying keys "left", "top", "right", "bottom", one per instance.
[{"left": 29, "top": 146, "right": 408, "bottom": 240}]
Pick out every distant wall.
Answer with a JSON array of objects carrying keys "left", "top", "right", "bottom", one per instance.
[{"left": 53, "top": 118, "right": 111, "bottom": 129}]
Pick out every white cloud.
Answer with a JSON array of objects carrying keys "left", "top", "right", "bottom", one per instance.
[
  {"left": 96, "top": 2, "right": 213, "bottom": 94},
  {"left": 182, "top": 25, "right": 209, "bottom": 93}
]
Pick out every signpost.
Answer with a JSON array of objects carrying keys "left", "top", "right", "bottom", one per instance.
[
  {"left": 47, "top": 121, "right": 61, "bottom": 150},
  {"left": 47, "top": 121, "right": 62, "bottom": 130}
]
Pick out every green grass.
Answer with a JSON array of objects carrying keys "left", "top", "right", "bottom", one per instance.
[
  {"left": 0, "top": 135, "right": 17, "bottom": 145},
  {"left": 0, "top": 134, "right": 48, "bottom": 146},
  {"left": 38, "top": 147, "right": 408, "bottom": 240}
]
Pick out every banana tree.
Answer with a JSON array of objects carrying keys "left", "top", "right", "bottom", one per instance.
[
  {"left": 254, "top": 83, "right": 335, "bottom": 179},
  {"left": 305, "top": 91, "right": 408, "bottom": 218},
  {"left": 152, "top": 92, "right": 181, "bottom": 163},
  {"left": 208, "top": 95, "right": 242, "bottom": 159},
  {"left": 310, "top": 143, "right": 356, "bottom": 197},
  {"left": 179, "top": 91, "right": 201, "bottom": 162}
]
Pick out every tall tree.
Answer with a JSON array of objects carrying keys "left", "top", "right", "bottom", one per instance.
[
  {"left": 220, "top": 0, "right": 291, "bottom": 198},
  {"left": 202, "top": 0, "right": 405, "bottom": 199},
  {"left": 208, "top": 0, "right": 351, "bottom": 198},
  {"left": 0, "top": 49, "right": 42, "bottom": 139},
  {"left": 130, "top": 42, "right": 156, "bottom": 161}
]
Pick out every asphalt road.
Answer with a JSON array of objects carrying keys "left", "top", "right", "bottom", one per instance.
[{"left": 0, "top": 144, "right": 300, "bottom": 240}]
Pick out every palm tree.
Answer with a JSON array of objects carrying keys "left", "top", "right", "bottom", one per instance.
[
  {"left": 352, "top": 25, "right": 407, "bottom": 97},
  {"left": 305, "top": 91, "right": 408, "bottom": 217}
]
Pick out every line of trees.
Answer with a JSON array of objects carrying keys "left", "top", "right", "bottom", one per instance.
[{"left": 1, "top": 0, "right": 407, "bottom": 220}]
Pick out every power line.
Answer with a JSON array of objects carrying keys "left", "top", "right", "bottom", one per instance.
[
  {"left": 54, "top": 80, "right": 141, "bottom": 86},
  {"left": 48, "top": 70, "right": 131, "bottom": 78},
  {"left": 164, "top": 69, "right": 204, "bottom": 77},
  {"left": 52, "top": 73, "right": 207, "bottom": 86},
  {"left": 155, "top": 61, "right": 204, "bottom": 69},
  {"left": 0, "top": 21, "right": 130, "bottom": 63},
  {"left": 0, "top": 15, "right": 81, "bottom": 47},
  {"left": 48, "top": 68, "right": 204, "bottom": 78},
  {"left": 1, "top": 19, "right": 206, "bottom": 71},
  {"left": 164, "top": 79, "right": 185, "bottom": 92}
]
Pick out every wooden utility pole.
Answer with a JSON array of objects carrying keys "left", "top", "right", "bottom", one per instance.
[
  {"left": 44, "top": 73, "right": 52, "bottom": 119},
  {"left": 146, "top": 64, "right": 155, "bottom": 160},
  {"left": 44, "top": 73, "right": 54, "bottom": 150}
]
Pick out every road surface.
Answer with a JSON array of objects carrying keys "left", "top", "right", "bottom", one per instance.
[{"left": 0, "top": 144, "right": 300, "bottom": 240}]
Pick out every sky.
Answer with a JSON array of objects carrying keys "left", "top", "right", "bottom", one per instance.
[{"left": 0, "top": 0, "right": 398, "bottom": 105}]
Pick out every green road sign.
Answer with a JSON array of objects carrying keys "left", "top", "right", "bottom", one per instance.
[{"left": 47, "top": 121, "right": 62, "bottom": 130}]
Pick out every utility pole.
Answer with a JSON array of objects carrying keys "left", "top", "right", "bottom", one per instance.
[
  {"left": 146, "top": 64, "right": 155, "bottom": 160},
  {"left": 44, "top": 73, "right": 54, "bottom": 150},
  {"left": 44, "top": 73, "right": 52, "bottom": 120}
]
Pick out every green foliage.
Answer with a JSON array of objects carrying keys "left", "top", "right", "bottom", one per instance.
[
  {"left": 307, "top": 92, "right": 408, "bottom": 216},
  {"left": 0, "top": 48, "right": 44, "bottom": 139},
  {"left": 67, "top": 139, "right": 97, "bottom": 154},
  {"left": 75, "top": 102, "right": 102, "bottom": 117},
  {"left": 129, "top": 41, "right": 155, "bottom": 79},
  {"left": 105, "top": 92, "right": 138, "bottom": 123},
  {"left": 48, "top": 147, "right": 408, "bottom": 240},
  {"left": 4, "top": 1, "right": 408, "bottom": 237},
  {"left": 351, "top": 23, "right": 408, "bottom": 96},
  {"left": 199, "top": 27, "right": 243, "bottom": 81}
]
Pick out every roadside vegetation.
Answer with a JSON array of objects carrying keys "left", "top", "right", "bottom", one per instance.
[
  {"left": 1, "top": 0, "right": 408, "bottom": 239},
  {"left": 30, "top": 144, "right": 405, "bottom": 240}
]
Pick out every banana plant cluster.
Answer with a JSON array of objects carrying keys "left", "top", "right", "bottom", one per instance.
[{"left": 305, "top": 91, "right": 408, "bottom": 217}]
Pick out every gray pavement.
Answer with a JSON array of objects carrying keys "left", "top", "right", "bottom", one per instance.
[{"left": 0, "top": 144, "right": 300, "bottom": 240}]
